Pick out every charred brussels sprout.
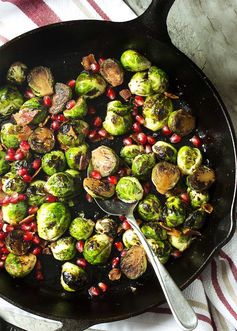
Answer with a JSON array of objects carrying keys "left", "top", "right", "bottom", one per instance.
[
  {"left": 177, "top": 146, "right": 202, "bottom": 175},
  {"left": 141, "top": 222, "right": 167, "bottom": 241},
  {"left": 29, "top": 128, "right": 55, "bottom": 154},
  {"left": 5, "top": 253, "right": 36, "bottom": 278},
  {"left": 116, "top": 176, "right": 143, "bottom": 203},
  {"left": 152, "top": 141, "right": 177, "bottom": 164},
  {"left": 2, "top": 172, "right": 26, "bottom": 194},
  {"left": 2, "top": 201, "right": 28, "bottom": 225},
  {"left": 0, "top": 151, "right": 10, "bottom": 175},
  {"left": 26, "top": 180, "right": 47, "bottom": 207},
  {"left": 95, "top": 218, "right": 117, "bottom": 238},
  {"left": 152, "top": 162, "right": 180, "bottom": 195},
  {"left": 49, "top": 83, "right": 72, "bottom": 114},
  {"left": 122, "top": 229, "right": 140, "bottom": 248},
  {"left": 183, "top": 208, "right": 207, "bottom": 230},
  {"left": 50, "top": 237, "right": 76, "bottom": 261},
  {"left": 83, "top": 234, "right": 112, "bottom": 265},
  {"left": 69, "top": 216, "right": 95, "bottom": 240},
  {"left": 186, "top": 166, "right": 215, "bottom": 192},
  {"left": 120, "top": 144, "right": 145, "bottom": 165},
  {"left": 120, "top": 245, "right": 147, "bottom": 280},
  {"left": 147, "top": 239, "right": 171, "bottom": 264},
  {"left": 107, "top": 100, "right": 132, "bottom": 116},
  {"left": 27, "top": 66, "right": 54, "bottom": 97},
  {"left": 187, "top": 188, "right": 209, "bottom": 208},
  {"left": 148, "top": 66, "right": 168, "bottom": 94},
  {"left": 128, "top": 72, "right": 152, "bottom": 96},
  {"left": 37, "top": 202, "right": 71, "bottom": 241},
  {"left": 65, "top": 169, "right": 82, "bottom": 194},
  {"left": 5, "top": 230, "right": 31, "bottom": 255},
  {"left": 91, "top": 146, "right": 119, "bottom": 177},
  {"left": 1, "top": 123, "right": 26, "bottom": 149},
  {"left": 163, "top": 196, "right": 187, "bottom": 227},
  {"left": 45, "top": 172, "right": 75, "bottom": 198},
  {"left": 120, "top": 50, "right": 151, "bottom": 72},
  {"left": 168, "top": 109, "right": 195, "bottom": 136},
  {"left": 83, "top": 178, "right": 115, "bottom": 199},
  {"left": 100, "top": 58, "right": 124, "bottom": 86},
  {"left": 103, "top": 111, "right": 132, "bottom": 136},
  {"left": 7, "top": 62, "right": 27, "bottom": 85},
  {"left": 0, "top": 86, "right": 24, "bottom": 116},
  {"left": 64, "top": 97, "right": 87, "bottom": 119},
  {"left": 138, "top": 194, "right": 162, "bottom": 221},
  {"left": 169, "top": 234, "right": 192, "bottom": 252},
  {"left": 131, "top": 153, "right": 156, "bottom": 179},
  {"left": 57, "top": 120, "right": 89, "bottom": 148},
  {"left": 65, "top": 144, "right": 90, "bottom": 171},
  {"left": 75, "top": 71, "right": 106, "bottom": 99},
  {"left": 61, "top": 262, "right": 88, "bottom": 292},
  {"left": 42, "top": 151, "right": 66, "bottom": 176},
  {"left": 13, "top": 98, "right": 47, "bottom": 126}
]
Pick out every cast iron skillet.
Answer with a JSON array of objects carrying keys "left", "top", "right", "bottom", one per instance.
[{"left": 0, "top": 0, "right": 236, "bottom": 330}]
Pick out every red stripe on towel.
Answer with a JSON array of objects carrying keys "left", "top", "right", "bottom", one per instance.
[
  {"left": 219, "top": 249, "right": 237, "bottom": 281},
  {"left": 87, "top": 0, "right": 110, "bottom": 21},
  {"left": 0, "top": 35, "right": 8, "bottom": 43}
]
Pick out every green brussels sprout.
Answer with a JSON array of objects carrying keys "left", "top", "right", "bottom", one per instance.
[
  {"left": 45, "top": 172, "right": 75, "bottom": 198},
  {"left": 163, "top": 196, "right": 187, "bottom": 227},
  {"left": 0, "top": 151, "right": 10, "bottom": 175},
  {"left": 7, "top": 62, "right": 27, "bottom": 85},
  {"left": 107, "top": 100, "right": 132, "bottom": 116},
  {"left": 148, "top": 66, "right": 168, "bottom": 94},
  {"left": 131, "top": 153, "right": 156, "bottom": 179},
  {"left": 57, "top": 120, "right": 89, "bottom": 148},
  {"left": 2, "top": 172, "right": 26, "bottom": 194},
  {"left": 50, "top": 237, "right": 76, "bottom": 261},
  {"left": 91, "top": 146, "right": 119, "bottom": 177},
  {"left": 37, "top": 202, "right": 71, "bottom": 241},
  {"left": 65, "top": 169, "right": 82, "bottom": 194},
  {"left": 0, "top": 86, "right": 24, "bottom": 116},
  {"left": 147, "top": 239, "right": 171, "bottom": 264},
  {"left": 138, "top": 194, "right": 162, "bottom": 221},
  {"left": 143, "top": 94, "right": 173, "bottom": 131},
  {"left": 69, "top": 216, "right": 95, "bottom": 240},
  {"left": 169, "top": 234, "right": 192, "bottom": 252},
  {"left": 83, "top": 234, "right": 112, "bottom": 265},
  {"left": 0, "top": 123, "right": 26, "bottom": 149},
  {"left": 141, "top": 222, "right": 167, "bottom": 241},
  {"left": 5, "top": 253, "right": 36, "bottom": 278},
  {"left": 103, "top": 111, "right": 132, "bottom": 136},
  {"left": 120, "top": 144, "right": 145, "bottom": 165},
  {"left": 13, "top": 98, "right": 47, "bottom": 126},
  {"left": 100, "top": 58, "right": 124, "bottom": 86},
  {"left": 95, "top": 218, "right": 117, "bottom": 238},
  {"left": 49, "top": 83, "right": 72, "bottom": 115},
  {"left": 120, "top": 245, "right": 147, "bottom": 280},
  {"left": 177, "top": 146, "right": 202, "bottom": 175},
  {"left": 5, "top": 230, "right": 31, "bottom": 255},
  {"left": 116, "top": 176, "right": 143, "bottom": 203},
  {"left": 187, "top": 188, "right": 209, "bottom": 209},
  {"left": 61, "top": 262, "right": 88, "bottom": 292},
  {"left": 120, "top": 50, "right": 151, "bottom": 72},
  {"left": 122, "top": 229, "right": 140, "bottom": 248},
  {"left": 29, "top": 128, "right": 55, "bottom": 154},
  {"left": 2, "top": 201, "right": 28, "bottom": 225},
  {"left": 186, "top": 166, "right": 216, "bottom": 192},
  {"left": 128, "top": 72, "right": 153, "bottom": 96},
  {"left": 168, "top": 109, "right": 195, "bottom": 136},
  {"left": 64, "top": 97, "right": 87, "bottom": 119},
  {"left": 183, "top": 208, "right": 207, "bottom": 230},
  {"left": 27, "top": 66, "right": 54, "bottom": 97},
  {"left": 152, "top": 141, "right": 177, "bottom": 163},
  {"left": 75, "top": 71, "right": 106, "bottom": 99},
  {"left": 65, "top": 144, "right": 90, "bottom": 171},
  {"left": 26, "top": 180, "right": 47, "bottom": 206},
  {"left": 42, "top": 151, "right": 66, "bottom": 176},
  {"left": 152, "top": 162, "right": 180, "bottom": 195}
]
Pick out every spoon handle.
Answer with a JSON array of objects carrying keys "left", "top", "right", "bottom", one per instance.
[{"left": 126, "top": 214, "right": 198, "bottom": 331}]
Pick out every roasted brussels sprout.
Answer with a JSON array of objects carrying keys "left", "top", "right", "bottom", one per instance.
[
  {"left": 128, "top": 72, "right": 152, "bottom": 96},
  {"left": 7, "top": 62, "right": 27, "bottom": 85},
  {"left": 10, "top": 156, "right": 33, "bottom": 175},
  {"left": 27, "top": 66, "right": 54, "bottom": 97},
  {"left": 1, "top": 123, "right": 29, "bottom": 149},
  {"left": 29, "top": 127, "right": 55, "bottom": 154},
  {"left": 186, "top": 166, "right": 215, "bottom": 192},
  {"left": 83, "top": 234, "right": 112, "bottom": 265},
  {"left": 57, "top": 120, "right": 89, "bottom": 148},
  {"left": 69, "top": 216, "right": 95, "bottom": 240},
  {"left": 95, "top": 218, "right": 117, "bottom": 238},
  {"left": 120, "top": 50, "right": 151, "bottom": 72},
  {"left": 100, "top": 58, "right": 124, "bottom": 86},
  {"left": 152, "top": 141, "right": 177, "bottom": 164},
  {"left": 5, "top": 230, "right": 31, "bottom": 255},
  {"left": 2, "top": 172, "right": 26, "bottom": 194},
  {"left": 65, "top": 144, "right": 90, "bottom": 171},
  {"left": 2, "top": 201, "right": 28, "bottom": 225},
  {"left": 65, "top": 169, "right": 82, "bottom": 194},
  {"left": 147, "top": 239, "right": 171, "bottom": 264},
  {"left": 45, "top": 172, "right": 75, "bottom": 198},
  {"left": 103, "top": 111, "right": 132, "bottom": 136},
  {"left": 0, "top": 151, "right": 10, "bottom": 175},
  {"left": 131, "top": 153, "right": 156, "bottom": 179},
  {"left": 169, "top": 234, "right": 192, "bottom": 252},
  {"left": 122, "top": 229, "right": 140, "bottom": 248},
  {"left": 63, "top": 97, "right": 87, "bottom": 119},
  {"left": 83, "top": 178, "right": 115, "bottom": 199},
  {"left": 120, "top": 245, "right": 147, "bottom": 280},
  {"left": 168, "top": 109, "right": 195, "bottom": 136},
  {"left": 0, "top": 86, "right": 24, "bottom": 116},
  {"left": 42, "top": 151, "right": 66, "bottom": 176},
  {"left": 91, "top": 146, "right": 119, "bottom": 177},
  {"left": 148, "top": 66, "right": 168, "bottom": 94},
  {"left": 187, "top": 188, "right": 209, "bottom": 209},
  {"left": 141, "top": 222, "right": 167, "bottom": 241},
  {"left": 183, "top": 208, "right": 207, "bottom": 230},
  {"left": 50, "top": 237, "right": 76, "bottom": 261},
  {"left": 5, "top": 253, "right": 36, "bottom": 278},
  {"left": 120, "top": 144, "right": 145, "bottom": 165},
  {"left": 13, "top": 98, "right": 47, "bottom": 126},
  {"left": 116, "top": 176, "right": 143, "bottom": 203},
  {"left": 75, "top": 71, "right": 106, "bottom": 99},
  {"left": 177, "top": 146, "right": 202, "bottom": 175},
  {"left": 49, "top": 83, "right": 72, "bottom": 114},
  {"left": 37, "top": 202, "right": 71, "bottom": 241},
  {"left": 26, "top": 180, "right": 47, "bottom": 207},
  {"left": 152, "top": 162, "right": 180, "bottom": 195},
  {"left": 107, "top": 100, "right": 132, "bottom": 116},
  {"left": 61, "top": 262, "right": 88, "bottom": 292},
  {"left": 138, "top": 194, "right": 162, "bottom": 221},
  {"left": 163, "top": 196, "right": 187, "bottom": 227}
]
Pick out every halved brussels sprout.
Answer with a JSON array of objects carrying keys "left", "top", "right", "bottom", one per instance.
[
  {"left": 0, "top": 151, "right": 10, "bottom": 175},
  {"left": 50, "top": 237, "right": 76, "bottom": 261},
  {"left": 57, "top": 120, "right": 89, "bottom": 148},
  {"left": 100, "top": 58, "right": 124, "bottom": 86},
  {"left": 120, "top": 245, "right": 147, "bottom": 280},
  {"left": 27, "top": 66, "right": 54, "bottom": 97},
  {"left": 95, "top": 218, "right": 117, "bottom": 238},
  {"left": 61, "top": 262, "right": 88, "bottom": 292},
  {"left": 103, "top": 111, "right": 132, "bottom": 136},
  {"left": 65, "top": 144, "right": 90, "bottom": 171},
  {"left": 128, "top": 72, "right": 152, "bottom": 96},
  {"left": 147, "top": 239, "right": 171, "bottom": 264},
  {"left": 138, "top": 194, "right": 162, "bottom": 221},
  {"left": 152, "top": 141, "right": 177, "bottom": 164},
  {"left": 69, "top": 216, "right": 95, "bottom": 240},
  {"left": 169, "top": 234, "right": 192, "bottom": 252},
  {"left": 116, "top": 176, "right": 143, "bottom": 203},
  {"left": 177, "top": 146, "right": 202, "bottom": 175},
  {"left": 163, "top": 196, "right": 187, "bottom": 227},
  {"left": 186, "top": 166, "right": 215, "bottom": 192},
  {"left": 83, "top": 178, "right": 115, "bottom": 199},
  {"left": 2, "top": 201, "right": 28, "bottom": 225},
  {"left": 120, "top": 144, "right": 145, "bottom": 165},
  {"left": 122, "top": 229, "right": 140, "bottom": 248},
  {"left": 5, "top": 253, "right": 36, "bottom": 278},
  {"left": 131, "top": 153, "right": 156, "bottom": 179},
  {"left": 2, "top": 172, "right": 26, "bottom": 194},
  {"left": 42, "top": 151, "right": 66, "bottom": 176},
  {"left": 168, "top": 109, "right": 195, "bottom": 136},
  {"left": 183, "top": 208, "right": 207, "bottom": 230},
  {"left": 187, "top": 188, "right": 209, "bottom": 209},
  {"left": 26, "top": 180, "right": 47, "bottom": 207},
  {"left": 13, "top": 98, "right": 47, "bottom": 126},
  {"left": 45, "top": 172, "right": 75, "bottom": 198},
  {"left": 49, "top": 83, "right": 72, "bottom": 114},
  {"left": 141, "top": 222, "right": 167, "bottom": 241},
  {"left": 75, "top": 71, "right": 106, "bottom": 99},
  {"left": 29, "top": 128, "right": 55, "bottom": 154},
  {"left": 107, "top": 100, "right": 132, "bottom": 116},
  {"left": 83, "top": 234, "right": 112, "bottom": 265},
  {"left": 148, "top": 66, "right": 168, "bottom": 94},
  {"left": 152, "top": 162, "right": 180, "bottom": 195},
  {"left": 1, "top": 123, "right": 29, "bottom": 149},
  {"left": 7, "top": 62, "right": 27, "bottom": 85},
  {"left": 91, "top": 146, "right": 119, "bottom": 177},
  {"left": 5, "top": 230, "right": 31, "bottom": 255},
  {"left": 64, "top": 97, "right": 87, "bottom": 119},
  {"left": 120, "top": 50, "right": 151, "bottom": 72},
  {"left": 65, "top": 169, "right": 82, "bottom": 196},
  {"left": 0, "top": 86, "right": 24, "bottom": 116}
]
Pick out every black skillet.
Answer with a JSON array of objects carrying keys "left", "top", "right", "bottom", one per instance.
[{"left": 0, "top": 0, "right": 236, "bottom": 330}]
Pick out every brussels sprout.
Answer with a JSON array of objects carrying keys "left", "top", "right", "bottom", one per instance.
[
  {"left": 63, "top": 97, "right": 87, "bottom": 119},
  {"left": 128, "top": 72, "right": 152, "bottom": 96},
  {"left": 100, "top": 58, "right": 124, "bottom": 86},
  {"left": 65, "top": 144, "right": 90, "bottom": 171},
  {"left": 120, "top": 50, "right": 151, "bottom": 72},
  {"left": 122, "top": 229, "right": 140, "bottom": 248},
  {"left": 121, "top": 245, "right": 147, "bottom": 280},
  {"left": 57, "top": 120, "right": 89, "bottom": 148},
  {"left": 27, "top": 66, "right": 54, "bottom": 97},
  {"left": 5, "top": 253, "right": 36, "bottom": 278},
  {"left": 83, "top": 234, "right": 112, "bottom": 265},
  {"left": 65, "top": 169, "right": 82, "bottom": 194},
  {"left": 2, "top": 172, "right": 26, "bottom": 194},
  {"left": 50, "top": 237, "right": 76, "bottom": 261},
  {"left": 7, "top": 62, "right": 27, "bottom": 85},
  {"left": 152, "top": 162, "right": 180, "bottom": 195},
  {"left": 138, "top": 194, "right": 162, "bottom": 221},
  {"left": 91, "top": 146, "right": 119, "bottom": 177},
  {"left": 5, "top": 230, "right": 31, "bottom": 255},
  {"left": 147, "top": 239, "right": 171, "bottom": 264},
  {"left": 29, "top": 128, "right": 55, "bottom": 154},
  {"left": 141, "top": 222, "right": 167, "bottom": 241},
  {"left": 95, "top": 218, "right": 117, "bottom": 238},
  {"left": 103, "top": 111, "right": 132, "bottom": 136},
  {"left": 168, "top": 109, "right": 195, "bottom": 136},
  {"left": 26, "top": 180, "right": 47, "bottom": 206},
  {"left": 120, "top": 144, "right": 145, "bottom": 165},
  {"left": 163, "top": 196, "right": 187, "bottom": 227},
  {"left": 61, "top": 262, "right": 88, "bottom": 292},
  {"left": 143, "top": 94, "right": 173, "bottom": 131},
  {"left": 37, "top": 202, "right": 71, "bottom": 241},
  {"left": 187, "top": 188, "right": 209, "bottom": 209},
  {"left": 13, "top": 98, "right": 47, "bottom": 126},
  {"left": 116, "top": 176, "right": 143, "bottom": 203},
  {"left": 131, "top": 153, "right": 156, "bottom": 179},
  {"left": 177, "top": 146, "right": 202, "bottom": 175},
  {"left": 1, "top": 123, "right": 27, "bottom": 149},
  {"left": 49, "top": 83, "right": 72, "bottom": 114},
  {"left": 10, "top": 157, "right": 33, "bottom": 175},
  {"left": 183, "top": 208, "right": 207, "bottom": 230},
  {"left": 169, "top": 234, "right": 192, "bottom": 252},
  {"left": 0, "top": 151, "right": 10, "bottom": 175},
  {"left": 45, "top": 172, "right": 75, "bottom": 198},
  {"left": 75, "top": 71, "right": 106, "bottom": 99},
  {"left": 152, "top": 141, "right": 177, "bottom": 163},
  {"left": 69, "top": 216, "right": 95, "bottom": 240},
  {"left": 42, "top": 151, "right": 66, "bottom": 176},
  {"left": 83, "top": 178, "right": 115, "bottom": 199},
  {"left": 2, "top": 201, "right": 28, "bottom": 225},
  {"left": 107, "top": 100, "right": 132, "bottom": 116},
  {"left": 148, "top": 66, "right": 168, "bottom": 94},
  {"left": 0, "top": 86, "right": 24, "bottom": 116},
  {"left": 186, "top": 166, "right": 215, "bottom": 192}
]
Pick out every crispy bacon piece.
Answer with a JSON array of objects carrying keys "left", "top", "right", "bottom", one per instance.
[
  {"left": 119, "top": 89, "right": 131, "bottom": 101},
  {"left": 81, "top": 54, "right": 97, "bottom": 70}
]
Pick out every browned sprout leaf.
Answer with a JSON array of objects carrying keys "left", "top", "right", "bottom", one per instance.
[
  {"left": 100, "top": 58, "right": 124, "bottom": 87},
  {"left": 120, "top": 245, "right": 147, "bottom": 280},
  {"left": 49, "top": 83, "right": 72, "bottom": 114},
  {"left": 28, "top": 66, "right": 54, "bottom": 97}
]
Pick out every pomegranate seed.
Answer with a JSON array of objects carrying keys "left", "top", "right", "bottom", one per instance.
[
  {"left": 24, "top": 89, "right": 34, "bottom": 99},
  {"left": 57, "top": 114, "right": 66, "bottom": 122},
  {"left": 2, "top": 196, "right": 10, "bottom": 205},
  {"left": 51, "top": 114, "right": 58, "bottom": 121},
  {"left": 76, "top": 240, "right": 84, "bottom": 253},
  {"left": 46, "top": 195, "right": 58, "bottom": 203},
  {"left": 108, "top": 176, "right": 117, "bottom": 185},
  {"left": 0, "top": 241, "right": 4, "bottom": 248},
  {"left": 143, "top": 182, "right": 151, "bottom": 195},
  {"left": 91, "top": 170, "right": 102, "bottom": 180},
  {"left": 51, "top": 120, "right": 60, "bottom": 131},
  {"left": 17, "top": 168, "right": 28, "bottom": 176},
  {"left": 43, "top": 95, "right": 52, "bottom": 107},
  {"left": 32, "top": 235, "right": 40, "bottom": 245},
  {"left": 190, "top": 135, "right": 202, "bottom": 148},
  {"left": 0, "top": 261, "right": 5, "bottom": 269},
  {"left": 21, "top": 224, "right": 31, "bottom": 232},
  {"left": 88, "top": 130, "right": 98, "bottom": 141},
  {"left": 18, "top": 194, "right": 27, "bottom": 201},
  {"left": 119, "top": 215, "right": 126, "bottom": 222},
  {"left": 134, "top": 95, "right": 144, "bottom": 106},
  {"left": 86, "top": 193, "right": 93, "bottom": 203},
  {"left": 22, "top": 174, "right": 32, "bottom": 183},
  {"left": 180, "top": 193, "right": 190, "bottom": 204},
  {"left": 14, "top": 150, "right": 25, "bottom": 161},
  {"left": 147, "top": 136, "right": 156, "bottom": 145},
  {"left": 76, "top": 258, "right": 87, "bottom": 268},
  {"left": 145, "top": 144, "right": 152, "bottom": 153},
  {"left": 5, "top": 154, "right": 15, "bottom": 162},
  {"left": 122, "top": 220, "right": 131, "bottom": 230},
  {"left": 1, "top": 254, "right": 7, "bottom": 261},
  {"left": 98, "top": 282, "right": 108, "bottom": 292},
  {"left": 88, "top": 286, "right": 100, "bottom": 297},
  {"left": 137, "top": 132, "right": 147, "bottom": 145},
  {"left": 90, "top": 63, "right": 100, "bottom": 73},
  {"left": 98, "top": 129, "right": 108, "bottom": 138},
  {"left": 123, "top": 137, "right": 133, "bottom": 146},
  {"left": 66, "top": 100, "right": 76, "bottom": 110},
  {"left": 30, "top": 222, "right": 37, "bottom": 232},
  {"left": 19, "top": 140, "right": 30, "bottom": 152},
  {"left": 98, "top": 57, "right": 106, "bottom": 65},
  {"left": 132, "top": 107, "right": 138, "bottom": 116},
  {"left": 135, "top": 115, "right": 144, "bottom": 124},
  {"left": 35, "top": 260, "right": 42, "bottom": 270},
  {"left": 106, "top": 87, "right": 116, "bottom": 100},
  {"left": 114, "top": 242, "right": 123, "bottom": 252},
  {"left": 0, "top": 222, "right": 3, "bottom": 231},
  {"left": 32, "top": 159, "right": 41, "bottom": 170},
  {"left": 170, "top": 133, "right": 182, "bottom": 144},
  {"left": 132, "top": 122, "right": 142, "bottom": 133},
  {"left": 28, "top": 206, "right": 38, "bottom": 215},
  {"left": 32, "top": 247, "right": 41, "bottom": 256},
  {"left": 171, "top": 250, "right": 182, "bottom": 258},
  {"left": 88, "top": 106, "right": 96, "bottom": 115},
  {"left": 23, "top": 232, "right": 34, "bottom": 241},
  {"left": 0, "top": 232, "right": 6, "bottom": 240},
  {"left": 112, "top": 257, "right": 120, "bottom": 268},
  {"left": 162, "top": 125, "right": 172, "bottom": 135},
  {"left": 7, "top": 148, "right": 15, "bottom": 155},
  {"left": 5, "top": 225, "right": 14, "bottom": 233},
  {"left": 9, "top": 195, "right": 19, "bottom": 204},
  {"left": 1, "top": 247, "right": 9, "bottom": 254},
  {"left": 67, "top": 79, "right": 76, "bottom": 88},
  {"left": 121, "top": 250, "right": 127, "bottom": 257},
  {"left": 35, "top": 271, "right": 44, "bottom": 281},
  {"left": 93, "top": 116, "right": 102, "bottom": 127}
]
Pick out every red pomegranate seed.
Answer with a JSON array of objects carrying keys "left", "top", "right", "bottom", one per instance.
[
  {"left": 122, "top": 220, "right": 131, "bottom": 230},
  {"left": 67, "top": 79, "right": 76, "bottom": 88},
  {"left": 0, "top": 222, "right": 3, "bottom": 231},
  {"left": 5, "top": 225, "right": 14, "bottom": 233},
  {"left": 76, "top": 240, "right": 84, "bottom": 253},
  {"left": 46, "top": 195, "right": 58, "bottom": 203},
  {"left": 108, "top": 176, "right": 117, "bottom": 185},
  {"left": 162, "top": 125, "right": 172, "bottom": 136},
  {"left": 32, "top": 247, "right": 41, "bottom": 256},
  {"left": 145, "top": 144, "right": 152, "bottom": 153},
  {"left": 2, "top": 196, "right": 10, "bottom": 205},
  {"left": 5, "top": 154, "right": 15, "bottom": 162},
  {"left": 137, "top": 132, "right": 147, "bottom": 145},
  {"left": 86, "top": 193, "right": 93, "bottom": 203},
  {"left": 132, "top": 107, "right": 138, "bottom": 117},
  {"left": 9, "top": 195, "right": 19, "bottom": 204},
  {"left": 1, "top": 247, "right": 9, "bottom": 254},
  {"left": 119, "top": 215, "right": 126, "bottom": 222},
  {"left": 121, "top": 250, "right": 127, "bottom": 257},
  {"left": 88, "top": 286, "right": 100, "bottom": 297},
  {"left": 171, "top": 250, "right": 182, "bottom": 258},
  {"left": 30, "top": 222, "right": 37, "bottom": 232},
  {"left": 180, "top": 193, "right": 190, "bottom": 204},
  {"left": 93, "top": 116, "right": 102, "bottom": 127},
  {"left": 190, "top": 135, "right": 202, "bottom": 148},
  {"left": 19, "top": 140, "right": 30, "bottom": 152},
  {"left": 134, "top": 95, "right": 144, "bottom": 106},
  {"left": 132, "top": 122, "right": 142, "bottom": 133},
  {"left": 90, "top": 63, "right": 100, "bottom": 73},
  {"left": 143, "top": 182, "right": 151, "bottom": 195},
  {"left": 88, "top": 130, "right": 98, "bottom": 141},
  {"left": 22, "top": 174, "right": 32, "bottom": 183},
  {"left": 98, "top": 129, "right": 108, "bottom": 138},
  {"left": 57, "top": 114, "right": 66, "bottom": 122},
  {"left": 112, "top": 257, "right": 120, "bottom": 268},
  {"left": 28, "top": 206, "right": 38, "bottom": 215},
  {"left": 35, "top": 260, "right": 42, "bottom": 270},
  {"left": 98, "top": 57, "right": 106, "bottom": 65},
  {"left": 106, "top": 87, "right": 116, "bottom": 100},
  {"left": 0, "top": 241, "right": 4, "bottom": 248},
  {"left": 88, "top": 106, "right": 96, "bottom": 115},
  {"left": 135, "top": 115, "right": 144, "bottom": 124},
  {"left": 43, "top": 95, "right": 52, "bottom": 107},
  {"left": 98, "top": 282, "right": 108, "bottom": 292},
  {"left": 23, "top": 232, "right": 34, "bottom": 242},
  {"left": 123, "top": 137, "right": 133, "bottom": 146},
  {"left": 147, "top": 136, "right": 156, "bottom": 145},
  {"left": 76, "top": 258, "right": 87, "bottom": 268},
  {"left": 170, "top": 133, "right": 182, "bottom": 144},
  {"left": 14, "top": 150, "right": 25, "bottom": 161},
  {"left": 0, "top": 261, "right": 5, "bottom": 269},
  {"left": 51, "top": 120, "right": 60, "bottom": 131},
  {"left": 0, "top": 232, "right": 6, "bottom": 240},
  {"left": 66, "top": 100, "right": 76, "bottom": 110},
  {"left": 17, "top": 168, "right": 28, "bottom": 176},
  {"left": 114, "top": 242, "right": 123, "bottom": 252},
  {"left": 18, "top": 194, "right": 27, "bottom": 201},
  {"left": 32, "top": 159, "right": 41, "bottom": 170},
  {"left": 24, "top": 89, "right": 34, "bottom": 99},
  {"left": 1, "top": 254, "right": 7, "bottom": 261},
  {"left": 91, "top": 170, "right": 102, "bottom": 180},
  {"left": 7, "top": 148, "right": 15, "bottom": 155},
  {"left": 33, "top": 235, "right": 40, "bottom": 245},
  {"left": 51, "top": 114, "right": 58, "bottom": 121},
  {"left": 21, "top": 224, "right": 31, "bottom": 232},
  {"left": 35, "top": 271, "right": 44, "bottom": 281}
]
